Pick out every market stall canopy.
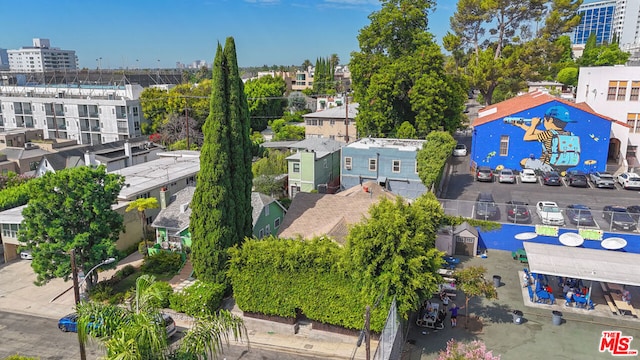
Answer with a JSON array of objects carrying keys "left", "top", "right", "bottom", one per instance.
[{"left": 523, "top": 242, "right": 640, "bottom": 287}]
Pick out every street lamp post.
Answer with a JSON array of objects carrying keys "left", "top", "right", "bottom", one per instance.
[{"left": 65, "top": 251, "right": 116, "bottom": 360}]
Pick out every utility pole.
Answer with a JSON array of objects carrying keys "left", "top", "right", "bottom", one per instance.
[
  {"left": 70, "top": 250, "right": 87, "bottom": 360},
  {"left": 365, "top": 305, "right": 371, "bottom": 360},
  {"left": 185, "top": 107, "right": 190, "bottom": 150},
  {"left": 344, "top": 92, "right": 350, "bottom": 143}
]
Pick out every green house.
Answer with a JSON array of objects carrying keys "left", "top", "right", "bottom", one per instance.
[
  {"left": 151, "top": 187, "right": 286, "bottom": 250},
  {"left": 286, "top": 138, "right": 343, "bottom": 197}
]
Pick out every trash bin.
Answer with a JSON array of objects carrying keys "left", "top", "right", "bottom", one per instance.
[
  {"left": 552, "top": 310, "right": 563, "bottom": 325},
  {"left": 493, "top": 275, "right": 501, "bottom": 288},
  {"left": 512, "top": 310, "right": 523, "bottom": 325}
]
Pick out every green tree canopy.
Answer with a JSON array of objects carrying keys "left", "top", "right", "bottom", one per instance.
[
  {"left": 417, "top": 131, "right": 457, "bottom": 189},
  {"left": 341, "top": 194, "right": 446, "bottom": 318},
  {"left": 455, "top": 266, "right": 498, "bottom": 328},
  {"left": 244, "top": 75, "right": 287, "bottom": 131},
  {"left": 556, "top": 67, "right": 579, "bottom": 86},
  {"left": 19, "top": 166, "right": 124, "bottom": 288},
  {"left": 351, "top": 0, "right": 465, "bottom": 137}
]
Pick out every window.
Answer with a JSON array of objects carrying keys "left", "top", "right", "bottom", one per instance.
[
  {"left": 146, "top": 216, "right": 153, "bottom": 225},
  {"left": 29, "top": 161, "right": 39, "bottom": 171},
  {"left": 323, "top": 159, "right": 328, "bottom": 168},
  {"left": 259, "top": 229, "right": 264, "bottom": 238},
  {"left": 264, "top": 205, "right": 270, "bottom": 217},
  {"left": 265, "top": 224, "right": 271, "bottom": 235},
  {"left": 392, "top": 160, "right": 401, "bottom": 173},
  {"left": 293, "top": 163, "right": 300, "bottom": 173},
  {"left": 136, "top": 192, "right": 151, "bottom": 199},
  {"left": 369, "top": 158, "right": 377, "bottom": 171},
  {"left": 607, "top": 81, "right": 628, "bottom": 101},
  {"left": 132, "top": 107, "right": 139, "bottom": 117},
  {"left": 330, "top": 119, "right": 335, "bottom": 125},
  {"left": 275, "top": 217, "right": 281, "bottom": 228},
  {"left": 628, "top": 113, "right": 640, "bottom": 133},
  {"left": 344, "top": 157, "right": 352, "bottom": 170},
  {"left": 415, "top": 161, "right": 419, "bottom": 174},
  {"left": 500, "top": 135, "right": 509, "bottom": 156},
  {"left": 630, "top": 81, "right": 640, "bottom": 101},
  {"left": 2, "top": 223, "right": 19, "bottom": 238}
]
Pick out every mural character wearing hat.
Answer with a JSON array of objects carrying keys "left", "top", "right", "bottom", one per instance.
[{"left": 511, "top": 106, "right": 580, "bottom": 173}]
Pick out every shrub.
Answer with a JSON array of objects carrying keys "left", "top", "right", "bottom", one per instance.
[
  {"left": 89, "top": 282, "right": 114, "bottom": 302},
  {"left": 5, "top": 355, "right": 40, "bottom": 360},
  {"left": 138, "top": 241, "right": 155, "bottom": 255},
  {"left": 108, "top": 292, "right": 126, "bottom": 305},
  {"left": 140, "top": 251, "right": 182, "bottom": 276},
  {"left": 121, "top": 264, "right": 136, "bottom": 277},
  {"left": 169, "top": 281, "right": 225, "bottom": 316},
  {"left": 146, "top": 281, "right": 174, "bottom": 309}
]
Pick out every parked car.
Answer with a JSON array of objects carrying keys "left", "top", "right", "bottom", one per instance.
[
  {"left": 519, "top": 168, "right": 537, "bottom": 183},
  {"left": 565, "top": 204, "right": 595, "bottom": 226},
  {"left": 58, "top": 312, "right": 177, "bottom": 338},
  {"left": 453, "top": 143, "right": 467, "bottom": 157},
  {"left": 536, "top": 201, "right": 564, "bottom": 225},
  {"left": 475, "top": 193, "right": 499, "bottom": 220},
  {"left": 542, "top": 171, "right": 562, "bottom": 186},
  {"left": 590, "top": 172, "right": 615, "bottom": 188},
  {"left": 20, "top": 250, "right": 33, "bottom": 260},
  {"left": 566, "top": 171, "right": 588, "bottom": 187},
  {"left": 476, "top": 166, "right": 493, "bottom": 182},
  {"left": 627, "top": 205, "right": 640, "bottom": 222},
  {"left": 505, "top": 200, "right": 531, "bottom": 223},
  {"left": 617, "top": 172, "right": 640, "bottom": 190},
  {"left": 602, "top": 206, "right": 637, "bottom": 231},
  {"left": 498, "top": 169, "right": 516, "bottom": 183}
]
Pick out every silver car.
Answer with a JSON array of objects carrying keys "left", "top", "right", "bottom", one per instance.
[{"left": 498, "top": 169, "right": 516, "bottom": 183}]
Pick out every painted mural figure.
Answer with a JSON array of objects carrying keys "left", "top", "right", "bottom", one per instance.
[{"left": 508, "top": 106, "right": 580, "bottom": 173}]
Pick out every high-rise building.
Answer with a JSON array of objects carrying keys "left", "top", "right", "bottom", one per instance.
[
  {"left": 7, "top": 38, "right": 77, "bottom": 72},
  {"left": 572, "top": 0, "right": 616, "bottom": 46},
  {"left": 573, "top": 1, "right": 640, "bottom": 47},
  {"left": 0, "top": 49, "right": 9, "bottom": 70}
]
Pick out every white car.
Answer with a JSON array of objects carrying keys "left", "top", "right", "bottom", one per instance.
[
  {"left": 536, "top": 201, "right": 565, "bottom": 226},
  {"left": 519, "top": 169, "right": 537, "bottom": 183},
  {"left": 453, "top": 144, "right": 467, "bottom": 157},
  {"left": 617, "top": 172, "right": 640, "bottom": 190},
  {"left": 20, "top": 250, "right": 33, "bottom": 260}
]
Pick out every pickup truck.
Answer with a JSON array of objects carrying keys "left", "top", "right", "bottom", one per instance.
[{"left": 590, "top": 172, "right": 615, "bottom": 188}]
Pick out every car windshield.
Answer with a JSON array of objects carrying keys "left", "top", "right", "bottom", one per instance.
[
  {"left": 501, "top": 170, "right": 513, "bottom": 175},
  {"left": 523, "top": 170, "right": 534, "bottom": 175},
  {"left": 543, "top": 206, "right": 559, "bottom": 213},
  {"left": 455, "top": 144, "right": 465, "bottom": 149},
  {"left": 599, "top": 174, "right": 614, "bottom": 179},
  {"left": 479, "top": 169, "right": 490, "bottom": 173}
]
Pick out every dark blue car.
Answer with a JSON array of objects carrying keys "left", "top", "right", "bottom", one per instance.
[{"left": 565, "top": 204, "right": 595, "bottom": 226}]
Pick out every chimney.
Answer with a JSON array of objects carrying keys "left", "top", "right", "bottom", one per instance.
[
  {"left": 84, "top": 150, "right": 96, "bottom": 165},
  {"left": 160, "top": 187, "right": 169, "bottom": 210},
  {"left": 124, "top": 141, "right": 133, "bottom": 165}
]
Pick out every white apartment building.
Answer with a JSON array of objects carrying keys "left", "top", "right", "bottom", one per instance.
[
  {"left": 0, "top": 84, "right": 144, "bottom": 145},
  {"left": 7, "top": 38, "right": 77, "bottom": 72},
  {"left": 576, "top": 66, "right": 640, "bottom": 169}
]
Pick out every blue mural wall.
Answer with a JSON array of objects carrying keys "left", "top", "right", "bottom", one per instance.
[
  {"left": 477, "top": 223, "right": 640, "bottom": 255},
  {"left": 471, "top": 100, "right": 612, "bottom": 173}
]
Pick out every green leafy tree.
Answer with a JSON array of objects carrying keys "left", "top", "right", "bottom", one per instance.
[
  {"left": 140, "top": 87, "right": 170, "bottom": 134},
  {"left": 301, "top": 59, "right": 312, "bottom": 70},
  {"left": 341, "top": 194, "right": 446, "bottom": 318},
  {"left": 288, "top": 92, "right": 307, "bottom": 112},
  {"left": 77, "top": 275, "right": 246, "bottom": 359},
  {"left": 270, "top": 119, "right": 306, "bottom": 141},
  {"left": 542, "top": 0, "right": 583, "bottom": 41},
  {"left": 455, "top": 266, "right": 498, "bottom": 329},
  {"left": 350, "top": 0, "right": 465, "bottom": 137},
  {"left": 126, "top": 197, "right": 159, "bottom": 252},
  {"left": 396, "top": 121, "right": 418, "bottom": 139},
  {"left": 191, "top": 37, "right": 253, "bottom": 283},
  {"left": 417, "top": 131, "right": 457, "bottom": 189},
  {"left": 252, "top": 149, "right": 289, "bottom": 177},
  {"left": 556, "top": 67, "right": 578, "bottom": 86},
  {"left": 19, "top": 166, "right": 124, "bottom": 288},
  {"left": 244, "top": 75, "right": 287, "bottom": 131}
]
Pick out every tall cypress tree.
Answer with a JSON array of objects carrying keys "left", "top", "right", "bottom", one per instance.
[{"left": 191, "top": 37, "right": 252, "bottom": 282}]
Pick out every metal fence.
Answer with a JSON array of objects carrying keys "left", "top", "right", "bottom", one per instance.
[
  {"left": 439, "top": 199, "right": 639, "bottom": 234},
  {"left": 373, "top": 297, "right": 403, "bottom": 360}
]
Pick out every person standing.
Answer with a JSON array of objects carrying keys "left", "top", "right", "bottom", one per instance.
[
  {"left": 449, "top": 303, "right": 462, "bottom": 327},
  {"left": 441, "top": 294, "right": 450, "bottom": 309}
]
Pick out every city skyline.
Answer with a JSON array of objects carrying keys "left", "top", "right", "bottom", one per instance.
[{"left": 1, "top": 0, "right": 455, "bottom": 69}]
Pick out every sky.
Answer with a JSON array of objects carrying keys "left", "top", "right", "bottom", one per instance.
[{"left": 0, "top": 0, "right": 456, "bottom": 69}]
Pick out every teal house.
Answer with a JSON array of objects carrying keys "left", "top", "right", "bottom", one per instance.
[
  {"left": 287, "top": 138, "right": 343, "bottom": 197},
  {"left": 151, "top": 187, "right": 286, "bottom": 251}
]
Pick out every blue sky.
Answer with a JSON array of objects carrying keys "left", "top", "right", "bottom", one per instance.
[{"left": 1, "top": 0, "right": 455, "bottom": 69}]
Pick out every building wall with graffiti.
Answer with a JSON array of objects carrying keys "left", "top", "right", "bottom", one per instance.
[{"left": 471, "top": 100, "right": 612, "bottom": 174}]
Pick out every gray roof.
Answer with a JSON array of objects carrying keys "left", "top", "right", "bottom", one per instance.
[
  {"left": 151, "top": 186, "right": 196, "bottom": 232},
  {"left": 0, "top": 205, "right": 27, "bottom": 224},
  {"left": 40, "top": 148, "right": 87, "bottom": 171},
  {"left": 303, "top": 103, "right": 358, "bottom": 119},
  {"left": 287, "top": 138, "right": 343, "bottom": 159},
  {"left": 2, "top": 147, "right": 51, "bottom": 161},
  {"left": 453, "top": 222, "right": 478, "bottom": 237},
  {"left": 261, "top": 141, "right": 298, "bottom": 149},
  {"left": 251, "top": 192, "right": 277, "bottom": 227}
]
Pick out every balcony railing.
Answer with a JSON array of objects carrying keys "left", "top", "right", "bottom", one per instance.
[
  {"left": 89, "top": 112, "right": 99, "bottom": 118},
  {"left": 57, "top": 124, "right": 66, "bottom": 130},
  {"left": 116, "top": 113, "right": 127, "bottom": 119},
  {"left": 91, "top": 126, "right": 101, "bottom": 132},
  {"left": 25, "top": 123, "right": 35, "bottom": 128}
]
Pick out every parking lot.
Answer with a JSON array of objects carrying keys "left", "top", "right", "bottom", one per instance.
[{"left": 442, "top": 138, "right": 640, "bottom": 234}]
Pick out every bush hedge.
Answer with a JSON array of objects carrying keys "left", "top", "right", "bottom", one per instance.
[
  {"left": 169, "top": 281, "right": 225, "bottom": 317},
  {"left": 228, "top": 237, "right": 387, "bottom": 332},
  {"left": 141, "top": 251, "right": 182, "bottom": 276},
  {"left": 0, "top": 180, "right": 37, "bottom": 211},
  {"left": 417, "top": 131, "right": 457, "bottom": 190}
]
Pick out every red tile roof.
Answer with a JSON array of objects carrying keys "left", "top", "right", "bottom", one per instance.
[{"left": 472, "top": 91, "right": 626, "bottom": 127}]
